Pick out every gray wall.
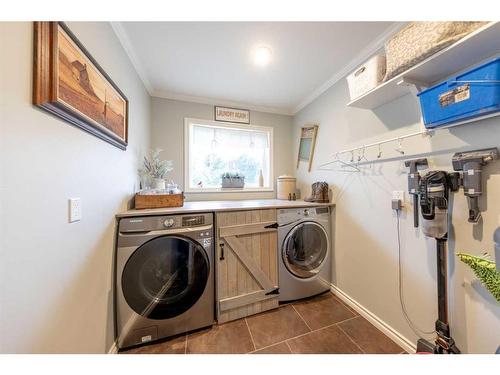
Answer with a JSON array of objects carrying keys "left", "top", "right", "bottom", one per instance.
[
  {"left": 151, "top": 97, "right": 294, "bottom": 201},
  {"left": 0, "top": 22, "right": 150, "bottom": 353},
  {"left": 293, "top": 78, "right": 500, "bottom": 353}
]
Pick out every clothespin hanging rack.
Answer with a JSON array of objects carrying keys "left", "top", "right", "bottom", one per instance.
[
  {"left": 336, "top": 129, "right": 432, "bottom": 158},
  {"left": 318, "top": 128, "right": 434, "bottom": 171},
  {"left": 318, "top": 152, "right": 361, "bottom": 172}
]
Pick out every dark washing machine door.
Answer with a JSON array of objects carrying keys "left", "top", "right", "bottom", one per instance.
[
  {"left": 283, "top": 221, "right": 328, "bottom": 279},
  {"left": 121, "top": 235, "right": 209, "bottom": 320}
]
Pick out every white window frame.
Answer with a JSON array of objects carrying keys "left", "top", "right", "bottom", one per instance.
[{"left": 184, "top": 118, "right": 274, "bottom": 193}]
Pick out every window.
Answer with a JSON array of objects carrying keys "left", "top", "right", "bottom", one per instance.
[{"left": 184, "top": 118, "right": 273, "bottom": 192}]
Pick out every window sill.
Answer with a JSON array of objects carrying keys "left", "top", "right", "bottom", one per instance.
[{"left": 185, "top": 187, "right": 274, "bottom": 194}]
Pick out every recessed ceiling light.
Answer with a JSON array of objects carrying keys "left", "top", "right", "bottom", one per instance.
[{"left": 253, "top": 46, "right": 272, "bottom": 66}]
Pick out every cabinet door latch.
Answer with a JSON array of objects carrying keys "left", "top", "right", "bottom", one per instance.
[
  {"left": 264, "top": 222, "right": 279, "bottom": 229},
  {"left": 265, "top": 287, "right": 280, "bottom": 295},
  {"left": 219, "top": 242, "right": 225, "bottom": 261}
]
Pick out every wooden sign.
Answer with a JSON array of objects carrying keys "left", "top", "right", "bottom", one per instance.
[
  {"left": 215, "top": 106, "right": 250, "bottom": 124},
  {"left": 297, "top": 125, "right": 319, "bottom": 172},
  {"left": 33, "top": 22, "right": 128, "bottom": 150}
]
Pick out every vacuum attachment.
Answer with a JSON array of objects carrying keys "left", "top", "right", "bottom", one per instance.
[
  {"left": 405, "top": 158, "right": 428, "bottom": 228},
  {"left": 452, "top": 148, "right": 499, "bottom": 223}
]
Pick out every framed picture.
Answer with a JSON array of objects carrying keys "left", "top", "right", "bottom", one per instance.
[
  {"left": 296, "top": 125, "right": 319, "bottom": 172},
  {"left": 33, "top": 22, "right": 128, "bottom": 150},
  {"left": 215, "top": 106, "right": 250, "bottom": 124}
]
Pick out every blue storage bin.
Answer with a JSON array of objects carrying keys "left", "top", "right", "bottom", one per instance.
[{"left": 417, "top": 57, "right": 500, "bottom": 128}]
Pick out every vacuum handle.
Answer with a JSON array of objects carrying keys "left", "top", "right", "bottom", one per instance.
[
  {"left": 407, "top": 169, "right": 422, "bottom": 228},
  {"left": 413, "top": 195, "right": 419, "bottom": 228}
]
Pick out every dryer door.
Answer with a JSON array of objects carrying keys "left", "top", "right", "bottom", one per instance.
[
  {"left": 121, "top": 235, "right": 209, "bottom": 320},
  {"left": 282, "top": 221, "right": 328, "bottom": 279}
]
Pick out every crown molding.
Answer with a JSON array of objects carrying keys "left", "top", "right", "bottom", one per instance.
[
  {"left": 151, "top": 89, "right": 294, "bottom": 116},
  {"left": 111, "top": 21, "right": 292, "bottom": 115},
  {"left": 111, "top": 21, "right": 406, "bottom": 117},
  {"left": 110, "top": 21, "right": 154, "bottom": 95},
  {"left": 292, "top": 22, "right": 407, "bottom": 114}
]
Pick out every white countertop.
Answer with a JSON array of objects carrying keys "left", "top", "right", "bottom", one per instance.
[{"left": 116, "top": 199, "right": 334, "bottom": 218}]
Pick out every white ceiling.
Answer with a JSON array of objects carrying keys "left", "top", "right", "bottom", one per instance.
[{"left": 113, "top": 22, "right": 399, "bottom": 114}]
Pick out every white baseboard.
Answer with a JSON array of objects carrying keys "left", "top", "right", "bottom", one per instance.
[
  {"left": 107, "top": 341, "right": 118, "bottom": 354},
  {"left": 330, "top": 284, "right": 416, "bottom": 354}
]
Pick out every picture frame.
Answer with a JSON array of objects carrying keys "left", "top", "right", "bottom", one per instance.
[
  {"left": 33, "top": 21, "right": 129, "bottom": 150},
  {"left": 296, "top": 125, "right": 319, "bottom": 172},
  {"left": 214, "top": 106, "right": 250, "bottom": 124}
]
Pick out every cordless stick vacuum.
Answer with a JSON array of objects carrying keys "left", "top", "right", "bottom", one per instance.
[
  {"left": 416, "top": 170, "right": 461, "bottom": 354},
  {"left": 412, "top": 148, "right": 498, "bottom": 354},
  {"left": 417, "top": 171, "right": 460, "bottom": 354}
]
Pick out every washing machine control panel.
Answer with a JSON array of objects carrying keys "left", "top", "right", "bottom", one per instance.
[
  {"left": 182, "top": 215, "right": 205, "bottom": 226},
  {"left": 163, "top": 218, "right": 175, "bottom": 228},
  {"left": 119, "top": 213, "right": 213, "bottom": 233},
  {"left": 201, "top": 238, "right": 212, "bottom": 248}
]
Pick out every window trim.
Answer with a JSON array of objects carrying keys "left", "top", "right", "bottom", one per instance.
[{"left": 184, "top": 117, "right": 274, "bottom": 193}]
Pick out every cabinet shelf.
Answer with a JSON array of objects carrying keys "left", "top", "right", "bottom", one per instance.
[{"left": 347, "top": 22, "right": 500, "bottom": 110}]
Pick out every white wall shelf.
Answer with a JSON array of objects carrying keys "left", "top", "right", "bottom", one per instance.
[{"left": 347, "top": 22, "right": 500, "bottom": 110}]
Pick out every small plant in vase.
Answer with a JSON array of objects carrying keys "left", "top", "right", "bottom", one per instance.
[
  {"left": 139, "top": 149, "right": 173, "bottom": 190},
  {"left": 221, "top": 172, "right": 245, "bottom": 189}
]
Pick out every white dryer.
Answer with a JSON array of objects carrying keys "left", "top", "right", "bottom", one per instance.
[{"left": 278, "top": 206, "right": 331, "bottom": 302}]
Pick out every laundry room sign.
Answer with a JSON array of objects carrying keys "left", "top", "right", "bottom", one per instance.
[{"left": 214, "top": 106, "right": 250, "bottom": 124}]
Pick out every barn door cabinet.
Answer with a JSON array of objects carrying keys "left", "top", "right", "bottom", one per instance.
[{"left": 216, "top": 209, "right": 279, "bottom": 323}]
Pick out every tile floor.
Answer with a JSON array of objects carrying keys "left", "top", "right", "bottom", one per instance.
[{"left": 120, "top": 292, "right": 406, "bottom": 354}]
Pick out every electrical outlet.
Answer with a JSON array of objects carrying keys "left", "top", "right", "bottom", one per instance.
[
  {"left": 392, "top": 190, "right": 405, "bottom": 206},
  {"left": 69, "top": 198, "right": 82, "bottom": 223}
]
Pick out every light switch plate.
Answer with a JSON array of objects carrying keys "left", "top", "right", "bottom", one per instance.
[
  {"left": 69, "top": 198, "right": 81, "bottom": 222},
  {"left": 392, "top": 191, "right": 405, "bottom": 206}
]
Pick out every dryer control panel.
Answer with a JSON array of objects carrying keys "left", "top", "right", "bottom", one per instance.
[{"left": 277, "top": 206, "right": 330, "bottom": 225}]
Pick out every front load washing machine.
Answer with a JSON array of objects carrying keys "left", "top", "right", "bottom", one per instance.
[
  {"left": 115, "top": 213, "right": 214, "bottom": 349},
  {"left": 278, "top": 206, "right": 331, "bottom": 302}
]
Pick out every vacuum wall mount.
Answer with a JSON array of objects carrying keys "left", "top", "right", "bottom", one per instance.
[
  {"left": 452, "top": 148, "right": 499, "bottom": 223},
  {"left": 405, "top": 158, "right": 429, "bottom": 228}
]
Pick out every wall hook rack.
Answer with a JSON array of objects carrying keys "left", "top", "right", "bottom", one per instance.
[
  {"left": 318, "top": 129, "right": 433, "bottom": 171},
  {"left": 395, "top": 138, "right": 405, "bottom": 155}
]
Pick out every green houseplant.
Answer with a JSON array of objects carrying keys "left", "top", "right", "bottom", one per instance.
[
  {"left": 139, "top": 149, "right": 173, "bottom": 190},
  {"left": 457, "top": 252, "right": 500, "bottom": 302}
]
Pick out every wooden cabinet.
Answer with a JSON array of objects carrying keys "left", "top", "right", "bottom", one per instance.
[{"left": 216, "top": 209, "right": 279, "bottom": 323}]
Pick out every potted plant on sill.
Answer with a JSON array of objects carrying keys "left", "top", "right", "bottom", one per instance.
[
  {"left": 221, "top": 172, "right": 245, "bottom": 189},
  {"left": 139, "top": 149, "right": 173, "bottom": 190}
]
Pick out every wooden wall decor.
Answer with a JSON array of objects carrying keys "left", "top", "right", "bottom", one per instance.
[
  {"left": 296, "top": 124, "right": 318, "bottom": 172},
  {"left": 33, "top": 22, "right": 128, "bottom": 150},
  {"left": 216, "top": 209, "right": 279, "bottom": 323},
  {"left": 214, "top": 106, "right": 250, "bottom": 124}
]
